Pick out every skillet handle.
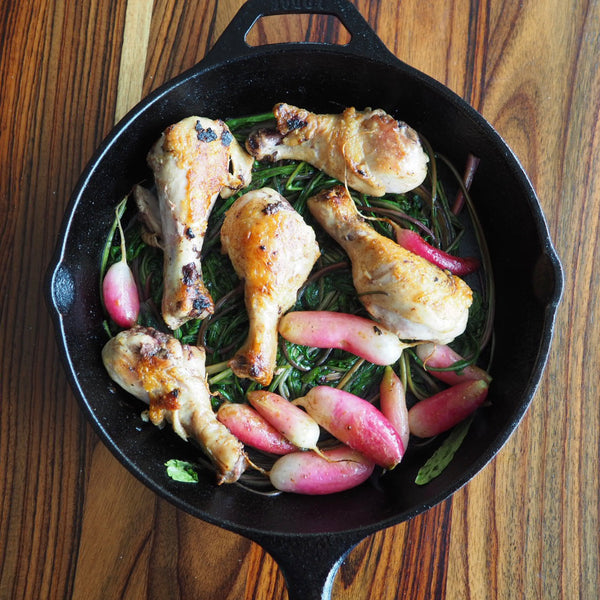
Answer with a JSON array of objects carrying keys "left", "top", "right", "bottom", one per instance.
[
  {"left": 46, "top": 259, "right": 76, "bottom": 318},
  {"left": 204, "top": 0, "right": 391, "bottom": 64},
  {"left": 250, "top": 531, "right": 365, "bottom": 600}
]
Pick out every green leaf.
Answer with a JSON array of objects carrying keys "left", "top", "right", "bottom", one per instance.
[
  {"left": 414, "top": 417, "right": 473, "bottom": 485},
  {"left": 165, "top": 459, "right": 199, "bottom": 483}
]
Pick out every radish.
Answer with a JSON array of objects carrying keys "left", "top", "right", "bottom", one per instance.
[
  {"left": 269, "top": 446, "right": 375, "bottom": 495},
  {"left": 102, "top": 206, "right": 139, "bottom": 328},
  {"left": 216, "top": 402, "right": 297, "bottom": 455},
  {"left": 295, "top": 386, "right": 404, "bottom": 469},
  {"left": 394, "top": 227, "right": 480, "bottom": 276},
  {"left": 408, "top": 379, "right": 489, "bottom": 438},
  {"left": 416, "top": 342, "right": 492, "bottom": 386},
  {"left": 379, "top": 367, "right": 410, "bottom": 451},
  {"left": 278, "top": 310, "right": 404, "bottom": 365},
  {"left": 247, "top": 390, "right": 321, "bottom": 451}
]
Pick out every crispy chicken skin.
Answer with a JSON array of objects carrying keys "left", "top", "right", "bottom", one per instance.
[
  {"left": 246, "top": 103, "right": 428, "bottom": 196},
  {"left": 220, "top": 188, "right": 320, "bottom": 386},
  {"left": 102, "top": 326, "right": 248, "bottom": 484},
  {"left": 147, "top": 116, "right": 253, "bottom": 330},
  {"left": 307, "top": 186, "right": 472, "bottom": 344}
]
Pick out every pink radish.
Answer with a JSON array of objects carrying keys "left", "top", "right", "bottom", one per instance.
[
  {"left": 416, "top": 342, "right": 492, "bottom": 386},
  {"left": 278, "top": 311, "right": 404, "bottom": 365},
  {"left": 102, "top": 207, "right": 139, "bottom": 328},
  {"left": 379, "top": 367, "right": 410, "bottom": 451},
  {"left": 217, "top": 402, "right": 297, "bottom": 455},
  {"left": 269, "top": 446, "right": 375, "bottom": 495},
  {"left": 394, "top": 227, "right": 480, "bottom": 276},
  {"left": 247, "top": 390, "right": 321, "bottom": 451},
  {"left": 295, "top": 386, "right": 404, "bottom": 469},
  {"left": 408, "top": 379, "right": 489, "bottom": 438}
]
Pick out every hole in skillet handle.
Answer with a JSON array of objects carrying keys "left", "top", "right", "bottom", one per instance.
[
  {"left": 204, "top": 0, "right": 392, "bottom": 64},
  {"left": 246, "top": 13, "right": 351, "bottom": 46}
]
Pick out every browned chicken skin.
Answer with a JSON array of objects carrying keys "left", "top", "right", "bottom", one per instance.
[
  {"left": 102, "top": 326, "right": 248, "bottom": 484},
  {"left": 220, "top": 188, "right": 320, "bottom": 386},
  {"left": 246, "top": 103, "right": 428, "bottom": 196},
  {"left": 307, "top": 186, "right": 473, "bottom": 345},
  {"left": 146, "top": 116, "right": 253, "bottom": 330}
]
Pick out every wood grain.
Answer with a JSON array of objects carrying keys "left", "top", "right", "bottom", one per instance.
[
  {"left": 0, "top": 0, "right": 597, "bottom": 599},
  {"left": 114, "top": 0, "right": 154, "bottom": 122}
]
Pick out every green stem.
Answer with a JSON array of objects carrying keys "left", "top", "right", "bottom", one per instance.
[
  {"left": 100, "top": 196, "right": 128, "bottom": 281},
  {"left": 336, "top": 358, "right": 365, "bottom": 390},
  {"left": 225, "top": 111, "right": 274, "bottom": 129},
  {"left": 206, "top": 360, "right": 230, "bottom": 376},
  {"left": 208, "top": 367, "right": 234, "bottom": 385}
]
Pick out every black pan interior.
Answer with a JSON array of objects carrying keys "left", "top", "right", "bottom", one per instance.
[{"left": 48, "top": 43, "right": 561, "bottom": 540}]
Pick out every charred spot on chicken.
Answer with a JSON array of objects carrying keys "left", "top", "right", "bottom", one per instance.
[
  {"left": 221, "top": 129, "right": 233, "bottom": 147},
  {"left": 195, "top": 122, "right": 218, "bottom": 142},
  {"left": 262, "top": 201, "right": 284, "bottom": 215}
]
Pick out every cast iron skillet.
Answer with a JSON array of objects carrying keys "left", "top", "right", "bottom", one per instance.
[{"left": 46, "top": 1, "right": 563, "bottom": 598}]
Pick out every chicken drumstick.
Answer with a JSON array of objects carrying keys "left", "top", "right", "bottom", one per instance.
[
  {"left": 221, "top": 188, "right": 320, "bottom": 386},
  {"left": 246, "top": 103, "right": 428, "bottom": 196},
  {"left": 102, "top": 326, "right": 248, "bottom": 484},
  {"left": 147, "top": 116, "right": 253, "bottom": 330},
  {"left": 307, "top": 185, "right": 472, "bottom": 345}
]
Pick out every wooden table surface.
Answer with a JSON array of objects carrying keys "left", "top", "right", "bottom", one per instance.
[{"left": 1, "top": 0, "right": 597, "bottom": 598}]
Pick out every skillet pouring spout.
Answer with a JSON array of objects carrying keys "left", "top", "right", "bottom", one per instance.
[{"left": 45, "top": 0, "right": 563, "bottom": 598}]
